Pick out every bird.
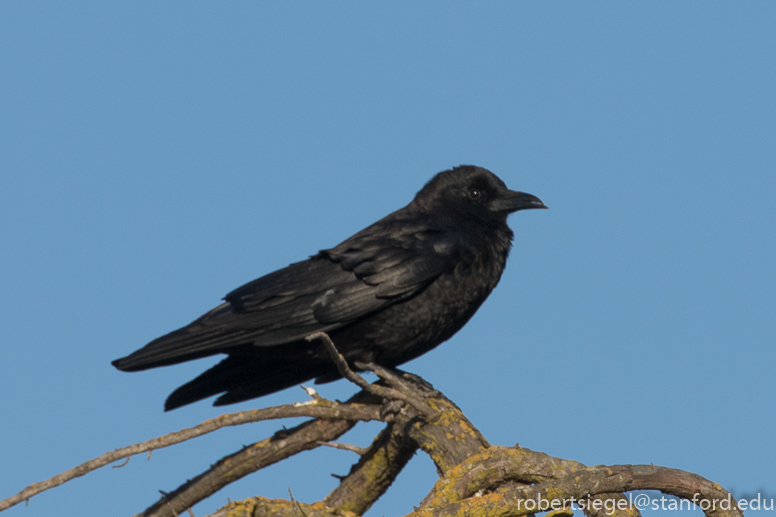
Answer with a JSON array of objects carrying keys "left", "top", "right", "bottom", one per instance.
[{"left": 112, "top": 165, "right": 547, "bottom": 410}]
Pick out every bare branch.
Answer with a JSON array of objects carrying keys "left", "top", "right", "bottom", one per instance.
[
  {"left": 137, "top": 391, "right": 382, "bottom": 517},
  {"left": 0, "top": 398, "right": 381, "bottom": 513},
  {"left": 316, "top": 442, "right": 369, "bottom": 455}
]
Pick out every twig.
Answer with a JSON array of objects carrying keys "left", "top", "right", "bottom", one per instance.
[
  {"left": 317, "top": 441, "right": 368, "bottom": 455},
  {"left": 306, "top": 332, "right": 437, "bottom": 419},
  {"left": 288, "top": 488, "right": 309, "bottom": 517},
  {"left": 112, "top": 457, "right": 131, "bottom": 469}
]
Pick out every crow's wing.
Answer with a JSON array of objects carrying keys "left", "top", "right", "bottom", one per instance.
[{"left": 112, "top": 221, "right": 456, "bottom": 371}]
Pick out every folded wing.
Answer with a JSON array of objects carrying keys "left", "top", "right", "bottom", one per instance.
[{"left": 112, "top": 220, "right": 456, "bottom": 372}]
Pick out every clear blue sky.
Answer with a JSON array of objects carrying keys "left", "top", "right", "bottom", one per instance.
[{"left": 1, "top": 3, "right": 774, "bottom": 516}]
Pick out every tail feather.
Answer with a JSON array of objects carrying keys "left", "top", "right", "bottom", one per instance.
[{"left": 163, "top": 354, "right": 330, "bottom": 411}]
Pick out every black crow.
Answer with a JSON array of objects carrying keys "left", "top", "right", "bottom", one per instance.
[{"left": 112, "top": 165, "right": 546, "bottom": 410}]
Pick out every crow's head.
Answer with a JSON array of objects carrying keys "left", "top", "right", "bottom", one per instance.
[{"left": 413, "top": 165, "right": 546, "bottom": 227}]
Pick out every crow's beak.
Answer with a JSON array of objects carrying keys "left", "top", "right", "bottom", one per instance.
[{"left": 491, "top": 190, "right": 547, "bottom": 213}]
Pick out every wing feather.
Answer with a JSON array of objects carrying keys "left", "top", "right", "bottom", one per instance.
[{"left": 113, "top": 219, "right": 458, "bottom": 372}]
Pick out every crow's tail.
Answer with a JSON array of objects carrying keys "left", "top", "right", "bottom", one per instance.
[{"left": 164, "top": 353, "right": 330, "bottom": 411}]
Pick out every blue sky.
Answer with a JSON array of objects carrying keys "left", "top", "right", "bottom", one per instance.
[{"left": 1, "top": 3, "right": 774, "bottom": 516}]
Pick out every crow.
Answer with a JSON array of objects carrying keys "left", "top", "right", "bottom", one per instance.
[{"left": 112, "top": 165, "right": 546, "bottom": 410}]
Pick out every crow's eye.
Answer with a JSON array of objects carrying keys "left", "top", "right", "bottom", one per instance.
[{"left": 468, "top": 188, "right": 482, "bottom": 200}]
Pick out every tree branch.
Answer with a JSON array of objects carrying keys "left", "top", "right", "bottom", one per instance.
[
  {"left": 137, "top": 391, "right": 382, "bottom": 517},
  {"left": 420, "top": 446, "right": 639, "bottom": 517},
  {"left": 402, "top": 388, "right": 490, "bottom": 474},
  {"left": 316, "top": 442, "right": 369, "bottom": 456},
  {"left": 0, "top": 399, "right": 382, "bottom": 513},
  {"left": 409, "top": 464, "right": 741, "bottom": 517},
  {"left": 323, "top": 421, "right": 418, "bottom": 515}
]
